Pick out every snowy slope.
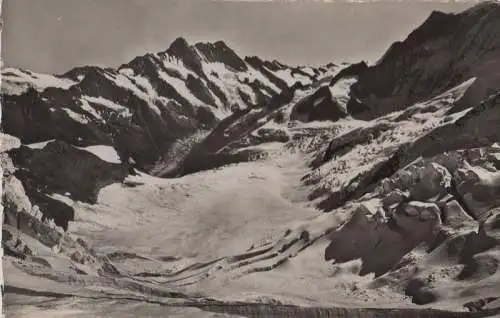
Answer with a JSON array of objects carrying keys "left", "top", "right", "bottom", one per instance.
[{"left": 1, "top": 68, "right": 78, "bottom": 95}]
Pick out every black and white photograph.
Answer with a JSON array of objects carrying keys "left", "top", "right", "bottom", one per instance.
[{"left": 1, "top": 0, "right": 500, "bottom": 316}]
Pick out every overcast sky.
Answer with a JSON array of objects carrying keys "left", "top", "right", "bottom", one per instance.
[{"left": 2, "top": 0, "right": 476, "bottom": 74}]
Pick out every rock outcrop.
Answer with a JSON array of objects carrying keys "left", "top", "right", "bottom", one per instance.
[
  {"left": 290, "top": 86, "right": 347, "bottom": 123},
  {"left": 347, "top": 2, "right": 500, "bottom": 119}
]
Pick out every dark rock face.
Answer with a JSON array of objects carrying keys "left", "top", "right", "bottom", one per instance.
[
  {"left": 266, "top": 84, "right": 298, "bottom": 111},
  {"left": 185, "top": 74, "right": 218, "bottom": 106},
  {"left": 11, "top": 141, "right": 128, "bottom": 203},
  {"left": 245, "top": 56, "right": 290, "bottom": 90},
  {"left": 291, "top": 67, "right": 316, "bottom": 82},
  {"left": 348, "top": 3, "right": 500, "bottom": 119},
  {"left": 405, "top": 279, "right": 439, "bottom": 305},
  {"left": 290, "top": 86, "right": 347, "bottom": 123},
  {"left": 1, "top": 87, "right": 106, "bottom": 146},
  {"left": 195, "top": 41, "right": 248, "bottom": 72},
  {"left": 8, "top": 141, "right": 128, "bottom": 229},
  {"left": 163, "top": 37, "right": 204, "bottom": 76},
  {"left": 446, "top": 77, "right": 494, "bottom": 115},
  {"left": 329, "top": 61, "right": 368, "bottom": 86}
]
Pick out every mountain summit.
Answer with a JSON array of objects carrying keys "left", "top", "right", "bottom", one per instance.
[{"left": 348, "top": 1, "right": 500, "bottom": 119}]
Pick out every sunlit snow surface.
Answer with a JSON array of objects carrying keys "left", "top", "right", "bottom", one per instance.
[
  {"left": 1, "top": 68, "right": 78, "bottom": 95},
  {"left": 78, "top": 145, "right": 122, "bottom": 164},
  {"left": 25, "top": 141, "right": 122, "bottom": 164}
]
